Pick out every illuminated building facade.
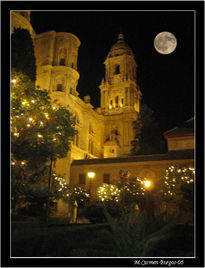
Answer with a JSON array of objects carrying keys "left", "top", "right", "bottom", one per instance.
[{"left": 32, "top": 26, "right": 143, "bottom": 179}]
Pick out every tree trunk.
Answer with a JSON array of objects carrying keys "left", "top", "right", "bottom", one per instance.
[{"left": 46, "top": 156, "right": 53, "bottom": 223}]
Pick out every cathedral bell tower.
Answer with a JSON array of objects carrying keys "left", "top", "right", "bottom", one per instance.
[
  {"left": 99, "top": 33, "right": 141, "bottom": 115},
  {"left": 100, "top": 34, "right": 142, "bottom": 157}
]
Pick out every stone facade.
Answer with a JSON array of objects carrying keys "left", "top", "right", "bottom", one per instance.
[{"left": 33, "top": 29, "right": 142, "bottom": 180}]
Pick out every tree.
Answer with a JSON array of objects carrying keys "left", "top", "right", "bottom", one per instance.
[
  {"left": 160, "top": 164, "right": 194, "bottom": 215},
  {"left": 11, "top": 71, "right": 76, "bottom": 216},
  {"left": 11, "top": 28, "right": 36, "bottom": 81},
  {"left": 96, "top": 177, "right": 149, "bottom": 211},
  {"left": 131, "top": 104, "right": 167, "bottom": 155}
]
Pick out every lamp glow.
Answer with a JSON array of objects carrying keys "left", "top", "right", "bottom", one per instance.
[
  {"left": 144, "top": 180, "right": 151, "bottom": 188},
  {"left": 88, "top": 172, "right": 95, "bottom": 179}
]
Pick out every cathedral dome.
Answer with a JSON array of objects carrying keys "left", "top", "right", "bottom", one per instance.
[{"left": 107, "top": 33, "right": 134, "bottom": 58}]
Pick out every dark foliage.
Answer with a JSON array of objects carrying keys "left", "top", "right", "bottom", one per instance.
[
  {"left": 131, "top": 104, "right": 167, "bottom": 155},
  {"left": 11, "top": 28, "right": 36, "bottom": 81},
  {"left": 83, "top": 201, "right": 123, "bottom": 223}
]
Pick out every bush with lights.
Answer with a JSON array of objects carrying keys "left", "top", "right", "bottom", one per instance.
[
  {"left": 53, "top": 176, "right": 90, "bottom": 208},
  {"left": 160, "top": 164, "right": 194, "bottom": 213},
  {"left": 96, "top": 177, "right": 150, "bottom": 211}
]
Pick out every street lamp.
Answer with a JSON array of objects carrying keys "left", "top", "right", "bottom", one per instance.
[
  {"left": 143, "top": 180, "right": 151, "bottom": 189},
  {"left": 88, "top": 171, "right": 95, "bottom": 197},
  {"left": 119, "top": 170, "right": 131, "bottom": 209},
  {"left": 143, "top": 179, "right": 154, "bottom": 221}
]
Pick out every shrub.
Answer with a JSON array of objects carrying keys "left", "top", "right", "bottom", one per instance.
[
  {"left": 83, "top": 204, "right": 105, "bottom": 223},
  {"left": 83, "top": 201, "right": 123, "bottom": 223}
]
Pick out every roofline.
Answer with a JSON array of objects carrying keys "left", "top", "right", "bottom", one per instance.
[{"left": 71, "top": 150, "right": 194, "bottom": 166}]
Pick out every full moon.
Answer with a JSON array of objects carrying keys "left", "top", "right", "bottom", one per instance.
[{"left": 154, "top": 32, "right": 177, "bottom": 55}]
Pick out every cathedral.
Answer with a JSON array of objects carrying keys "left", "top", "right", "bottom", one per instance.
[{"left": 11, "top": 11, "right": 194, "bottom": 214}]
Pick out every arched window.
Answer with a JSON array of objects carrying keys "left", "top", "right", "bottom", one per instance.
[
  {"left": 89, "top": 139, "right": 94, "bottom": 154},
  {"left": 115, "top": 65, "right": 120, "bottom": 74},
  {"left": 115, "top": 96, "right": 119, "bottom": 107},
  {"left": 89, "top": 124, "right": 94, "bottom": 135},
  {"left": 56, "top": 84, "right": 63, "bottom": 91},
  {"left": 55, "top": 75, "right": 64, "bottom": 92},
  {"left": 73, "top": 133, "right": 79, "bottom": 147},
  {"left": 58, "top": 48, "right": 67, "bottom": 66},
  {"left": 60, "top": 58, "right": 65, "bottom": 66}
]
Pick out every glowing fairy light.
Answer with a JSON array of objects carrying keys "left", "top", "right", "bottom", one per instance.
[{"left": 31, "top": 100, "right": 35, "bottom": 103}]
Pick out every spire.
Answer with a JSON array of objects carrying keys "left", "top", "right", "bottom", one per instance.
[{"left": 118, "top": 33, "right": 124, "bottom": 41}]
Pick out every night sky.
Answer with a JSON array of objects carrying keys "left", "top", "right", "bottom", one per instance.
[{"left": 30, "top": 9, "right": 194, "bottom": 132}]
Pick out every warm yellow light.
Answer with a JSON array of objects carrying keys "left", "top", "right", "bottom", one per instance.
[
  {"left": 109, "top": 105, "right": 112, "bottom": 109},
  {"left": 29, "top": 117, "right": 33, "bottom": 121},
  {"left": 11, "top": 79, "right": 16, "bottom": 84},
  {"left": 144, "top": 180, "right": 151, "bottom": 188},
  {"left": 88, "top": 172, "right": 95, "bottom": 179},
  {"left": 31, "top": 100, "right": 35, "bottom": 103}
]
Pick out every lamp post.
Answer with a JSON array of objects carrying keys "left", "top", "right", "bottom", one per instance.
[
  {"left": 88, "top": 171, "right": 95, "bottom": 199},
  {"left": 143, "top": 179, "right": 154, "bottom": 222},
  {"left": 119, "top": 170, "right": 131, "bottom": 210}
]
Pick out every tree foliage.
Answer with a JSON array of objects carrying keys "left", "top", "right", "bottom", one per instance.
[
  {"left": 160, "top": 164, "right": 194, "bottom": 213},
  {"left": 11, "top": 71, "right": 76, "bottom": 173},
  {"left": 11, "top": 28, "right": 36, "bottom": 81},
  {"left": 131, "top": 104, "right": 167, "bottom": 155},
  {"left": 97, "top": 177, "right": 149, "bottom": 209}
]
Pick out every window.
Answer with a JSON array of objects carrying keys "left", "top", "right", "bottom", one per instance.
[
  {"left": 56, "top": 84, "right": 63, "bottom": 92},
  {"left": 89, "top": 124, "right": 94, "bottom": 135},
  {"left": 79, "top": 174, "right": 86, "bottom": 185},
  {"left": 60, "top": 58, "right": 65, "bottom": 65},
  {"left": 89, "top": 139, "right": 94, "bottom": 154},
  {"left": 115, "top": 96, "right": 119, "bottom": 107},
  {"left": 73, "top": 133, "right": 79, "bottom": 147},
  {"left": 115, "top": 65, "right": 120, "bottom": 74},
  {"left": 125, "top": 87, "right": 128, "bottom": 106},
  {"left": 103, "top": 174, "right": 110, "bottom": 184}
]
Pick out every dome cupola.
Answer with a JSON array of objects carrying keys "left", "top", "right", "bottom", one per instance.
[{"left": 107, "top": 33, "right": 134, "bottom": 58}]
